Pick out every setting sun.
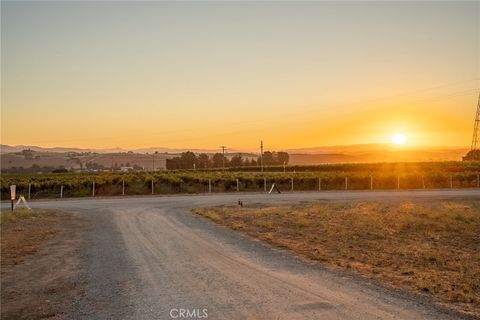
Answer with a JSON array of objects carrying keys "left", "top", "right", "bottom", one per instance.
[{"left": 391, "top": 133, "right": 407, "bottom": 145}]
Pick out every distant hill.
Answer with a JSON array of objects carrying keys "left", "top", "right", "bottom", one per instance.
[
  {"left": 286, "top": 144, "right": 469, "bottom": 163},
  {"left": 0, "top": 144, "right": 470, "bottom": 171},
  {"left": 0, "top": 144, "right": 239, "bottom": 155},
  {"left": 288, "top": 149, "right": 468, "bottom": 165},
  {"left": 0, "top": 144, "right": 100, "bottom": 154}
]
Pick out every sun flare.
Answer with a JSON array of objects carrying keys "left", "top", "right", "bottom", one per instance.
[{"left": 391, "top": 133, "right": 407, "bottom": 145}]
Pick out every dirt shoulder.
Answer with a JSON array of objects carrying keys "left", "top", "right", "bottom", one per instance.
[
  {"left": 194, "top": 199, "right": 480, "bottom": 318},
  {"left": 1, "top": 208, "right": 87, "bottom": 320}
]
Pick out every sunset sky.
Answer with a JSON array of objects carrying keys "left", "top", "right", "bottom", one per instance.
[{"left": 1, "top": 1, "right": 479, "bottom": 151}]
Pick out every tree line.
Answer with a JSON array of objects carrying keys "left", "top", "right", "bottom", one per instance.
[{"left": 166, "top": 151, "right": 289, "bottom": 170}]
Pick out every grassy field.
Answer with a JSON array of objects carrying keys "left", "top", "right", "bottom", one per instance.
[
  {"left": 194, "top": 200, "right": 480, "bottom": 317},
  {"left": 1, "top": 161, "right": 480, "bottom": 200}
]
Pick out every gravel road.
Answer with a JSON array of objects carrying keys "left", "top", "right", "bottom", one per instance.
[{"left": 3, "top": 190, "right": 479, "bottom": 320}]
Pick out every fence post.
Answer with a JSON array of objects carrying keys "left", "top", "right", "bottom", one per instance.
[
  {"left": 450, "top": 175, "right": 453, "bottom": 189},
  {"left": 370, "top": 175, "right": 373, "bottom": 190},
  {"left": 318, "top": 177, "right": 321, "bottom": 191},
  {"left": 236, "top": 179, "right": 239, "bottom": 192},
  {"left": 28, "top": 183, "right": 31, "bottom": 200},
  {"left": 209, "top": 179, "right": 212, "bottom": 193},
  {"left": 264, "top": 178, "right": 267, "bottom": 193},
  {"left": 397, "top": 176, "right": 400, "bottom": 190},
  {"left": 60, "top": 185, "right": 64, "bottom": 199},
  {"left": 151, "top": 180, "right": 154, "bottom": 195},
  {"left": 345, "top": 177, "right": 348, "bottom": 190},
  {"left": 422, "top": 176, "right": 425, "bottom": 189},
  {"left": 291, "top": 178, "right": 294, "bottom": 191},
  {"left": 92, "top": 181, "right": 95, "bottom": 197},
  {"left": 122, "top": 179, "right": 125, "bottom": 196}
]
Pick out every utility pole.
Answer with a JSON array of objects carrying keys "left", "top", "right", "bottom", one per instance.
[
  {"left": 152, "top": 152, "right": 155, "bottom": 172},
  {"left": 220, "top": 146, "right": 227, "bottom": 172},
  {"left": 260, "top": 140, "right": 264, "bottom": 172}
]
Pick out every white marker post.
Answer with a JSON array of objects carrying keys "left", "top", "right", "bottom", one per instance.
[
  {"left": 28, "top": 183, "right": 31, "bottom": 200},
  {"left": 151, "top": 180, "right": 154, "bottom": 195},
  {"left": 122, "top": 179, "right": 125, "bottom": 196},
  {"left": 60, "top": 185, "right": 64, "bottom": 199},
  {"left": 236, "top": 179, "right": 239, "bottom": 192},
  {"left": 208, "top": 179, "right": 212, "bottom": 193},
  {"left": 291, "top": 178, "right": 294, "bottom": 191},
  {"left": 10, "top": 185, "right": 16, "bottom": 211},
  {"left": 92, "top": 181, "right": 95, "bottom": 197}
]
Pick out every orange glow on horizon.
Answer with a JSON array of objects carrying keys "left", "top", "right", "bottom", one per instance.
[{"left": 1, "top": 1, "right": 477, "bottom": 150}]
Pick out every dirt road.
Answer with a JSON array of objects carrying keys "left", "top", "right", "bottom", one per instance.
[{"left": 3, "top": 190, "right": 479, "bottom": 319}]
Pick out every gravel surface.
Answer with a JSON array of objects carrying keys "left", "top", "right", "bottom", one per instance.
[{"left": 3, "top": 190, "right": 479, "bottom": 320}]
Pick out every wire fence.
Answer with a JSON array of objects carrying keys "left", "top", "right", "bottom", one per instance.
[{"left": 2, "top": 173, "right": 479, "bottom": 200}]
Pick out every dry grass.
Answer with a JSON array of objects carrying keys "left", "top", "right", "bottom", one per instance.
[
  {"left": 194, "top": 200, "right": 480, "bottom": 317},
  {"left": 1, "top": 209, "right": 86, "bottom": 319},
  {"left": 1, "top": 209, "right": 61, "bottom": 266}
]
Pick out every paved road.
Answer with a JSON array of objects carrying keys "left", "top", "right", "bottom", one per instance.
[{"left": 4, "top": 190, "right": 479, "bottom": 319}]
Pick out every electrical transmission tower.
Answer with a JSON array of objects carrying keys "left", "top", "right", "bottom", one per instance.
[
  {"left": 471, "top": 92, "right": 480, "bottom": 150},
  {"left": 463, "top": 92, "right": 480, "bottom": 161}
]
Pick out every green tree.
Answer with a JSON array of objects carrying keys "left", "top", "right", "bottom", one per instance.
[
  {"left": 277, "top": 152, "right": 289, "bottom": 165},
  {"left": 197, "top": 153, "right": 210, "bottom": 168},
  {"left": 212, "top": 153, "right": 225, "bottom": 168},
  {"left": 229, "top": 154, "right": 243, "bottom": 167},
  {"left": 262, "top": 151, "right": 273, "bottom": 165},
  {"left": 180, "top": 151, "right": 197, "bottom": 169}
]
